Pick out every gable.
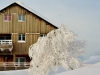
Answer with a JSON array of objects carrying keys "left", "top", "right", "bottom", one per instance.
[
  {"left": 0, "top": 3, "right": 56, "bottom": 34},
  {"left": 0, "top": 2, "right": 58, "bottom": 29}
]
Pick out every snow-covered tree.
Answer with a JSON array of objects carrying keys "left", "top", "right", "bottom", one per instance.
[{"left": 28, "top": 25, "right": 85, "bottom": 75}]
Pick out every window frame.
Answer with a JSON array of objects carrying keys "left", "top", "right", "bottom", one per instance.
[
  {"left": 15, "top": 57, "right": 26, "bottom": 66},
  {"left": 18, "top": 34, "right": 26, "bottom": 43},
  {"left": 18, "top": 14, "right": 26, "bottom": 22},
  {"left": 40, "top": 34, "right": 47, "bottom": 37},
  {"left": 4, "top": 14, "right": 12, "bottom": 22}
]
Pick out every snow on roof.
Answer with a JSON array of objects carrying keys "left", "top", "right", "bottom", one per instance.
[{"left": 15, "top": 1, "right": 57, "bottom": 28}]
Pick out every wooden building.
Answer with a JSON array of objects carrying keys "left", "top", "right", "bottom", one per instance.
[{"left": 0, "top": 1, "right": 57, "bottom": 70}]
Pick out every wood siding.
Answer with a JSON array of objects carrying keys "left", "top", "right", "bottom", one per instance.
[
  {"left": 0, "top": 5, "right": 56, "bottom": 34},
  {"left": 0, "top": 4, "right": 57, "bottom": 55},
  {"left": 0, "top": 55, "right": 13, "bottom": 62},
  {"left": 12, "top": 34, "right": 40, "bottom": 54}
]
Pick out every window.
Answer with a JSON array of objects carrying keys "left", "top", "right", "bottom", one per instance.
[
  {"left": 40, "top": 34, "right": 47, "bottom": 37},
  {"left": 0, "top": 37, "right": 4, "bottom": 40},
  {"left": 4, "top": 14, "right": 12, "bottom": 21},
  {"left": 15, "top": 57, "right": 26, "bottom": 66},
  {"left": 18, "top": 14, "right": 25, "bottom": 21},
  {"left": 18, "top": 34, "right": 25, "bottom": 42},
  {"left": 0, "top": 34, "right": 11, "bottom": 40}
]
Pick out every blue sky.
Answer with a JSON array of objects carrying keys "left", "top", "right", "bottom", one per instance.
[{"left": 0, "top": 0, "right": 100, "bottom": 60}]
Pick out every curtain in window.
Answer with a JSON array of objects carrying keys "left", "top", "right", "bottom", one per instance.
[
  {"left": 4, "top": 15, "right": 8, "bottom": 20},
  {"left": 4, "top": 14, "right": 11, "bottom": 21},
  {"left": 8, "top": 15, "right": 11, "bottom": 21}
]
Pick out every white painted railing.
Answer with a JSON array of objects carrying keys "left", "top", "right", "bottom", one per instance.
[
  {"left": 0, "top": 40, "right": 13, "bottom": 51},
  {"left": 0, "top": 40, "right": 12, "bottom": 45},
  {"left": 0, "top": 62, "right": 30, "bottom": 67}
]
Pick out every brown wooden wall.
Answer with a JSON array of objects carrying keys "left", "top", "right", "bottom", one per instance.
[
  {"left": 0, "top": 56, "right": 4, "bottom": 62},
  {"left": 0, "top": 55, "right": 13, "bottom": 62},
  {"left": 12, "top": 34, "right": 40, "bottom": 54},
  {"left": 0, "top": 4, "right": 57, "bottom": 55},
  {"left": 0, "top": 5, "right": 56, "bottom": 34}
]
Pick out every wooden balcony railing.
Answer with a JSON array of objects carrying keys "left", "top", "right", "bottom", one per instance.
[
  {"left": 0, "top": 40, "right": 13, "bottom": 51},
  {"left": 0, "top": 40, "right": 12, "bottom": 45},
  {"left": 0, "top": 62, "right": 30, "bottom": 67}
]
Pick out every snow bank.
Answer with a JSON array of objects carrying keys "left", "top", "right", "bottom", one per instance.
[
  {"left": 0, "top": 69, "right": 28, "bottom": 75},
  {"left": 84, "top": 55, "right": 100, "bottom": 64},
  {"left": 0, "top": 55, "right": 100, "bottom": 75},
  {"left": 1, "top": 62, "right": 100, "bottom": 75},
  {"left": 55, "top": 62, "right": 100, "bottom": 75}
]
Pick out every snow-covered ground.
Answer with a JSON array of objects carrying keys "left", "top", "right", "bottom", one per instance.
[
  {"left": 0, "top": 69, "right": 28, "bottom": 75},
  {"left": 55, "top": 62, "right": 100, "bottom": 75},
  {"left": 84, "top": 55, "right": 100, "bottom": 64},
  {"left": 0, "top": 55, "right": 100, "bottom": 75}
]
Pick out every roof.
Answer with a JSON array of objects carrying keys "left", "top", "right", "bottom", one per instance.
[{"left": 0, "top": 1, "right": 58, "bottom": 28}]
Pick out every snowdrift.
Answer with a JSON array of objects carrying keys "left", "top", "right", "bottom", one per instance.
[
  {"left": 0, "top": 62, "right": 100, "bottom": 75},
  {"left": 55, "top": 62, "right": 100, "bottom": 75},
  {"left": 0, "top": 55, "right": 100, "bottom": 75},
  {"left": 0, "top": 69, "right": 28, "bottom": 75}
]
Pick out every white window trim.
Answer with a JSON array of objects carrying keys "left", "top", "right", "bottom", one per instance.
[
  {"left": 15, "top": 57, "right": 26, "bottom": 66},
  {"left": 18, "top": 14, "right": 26, "bottom": 22},
  {"left": 26, "top": 33, "right": 40, "bottom": 34},
  {"left": 18, "top": 41, "right": 26, "bottom": 43},
  {"left": 18, "top": 34, "right": 26, "bottom": 43},
  {"left": 15, "top": 57, "right": 26, "bottom": 62},
  {"left": 18, "top": 20, "right": 26, "bottom": 22},
  {"left": 4, "top": 14, "right": 12, "bottom": 22}
]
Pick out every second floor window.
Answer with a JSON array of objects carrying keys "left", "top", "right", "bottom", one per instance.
[
  {"left": 18, "top": 14, "right": 25, "bottom": 21},
  {"left": 4, "top": 14, "right": 11, "bottom": 21},
  {"left": 18, "top": 34, "right": 25, "bottom": 42}
]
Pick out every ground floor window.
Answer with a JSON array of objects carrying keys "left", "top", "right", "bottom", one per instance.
[{"left": 15, "top": 57, "right": 26, "bottom": 66}]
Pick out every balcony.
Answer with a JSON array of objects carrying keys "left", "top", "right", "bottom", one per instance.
[
  {"left": 0, "top": 40, "right": 13, "bottom": 52},
  {"left": 0, "top": 62, "right": 30, "bottom": 70}
]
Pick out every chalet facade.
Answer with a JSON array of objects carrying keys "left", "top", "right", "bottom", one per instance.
[{"left": 0, "top": 1, "right": 57, "bottom": 70}]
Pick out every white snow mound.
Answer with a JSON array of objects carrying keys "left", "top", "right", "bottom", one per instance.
[{"left": 55, "top": 62, "right": 100, "bottom": 75}]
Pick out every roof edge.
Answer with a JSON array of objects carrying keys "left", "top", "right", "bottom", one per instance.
[{"left": 0, "top": 1, "right": 58, "bottom": 28}]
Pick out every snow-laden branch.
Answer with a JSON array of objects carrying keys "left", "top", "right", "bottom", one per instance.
[{"left": 28, "top": 24, "right": 86, "bottom": 75}]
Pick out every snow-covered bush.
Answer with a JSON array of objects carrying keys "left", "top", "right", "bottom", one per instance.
[{"left": 28, "top": 25, "right": 86, "bottom": 75}]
